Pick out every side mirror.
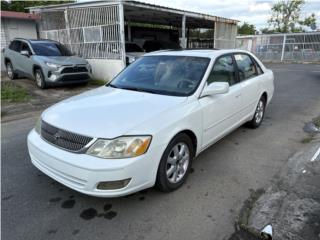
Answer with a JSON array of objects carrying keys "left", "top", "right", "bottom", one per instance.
[
  {"left": 201, "top": 82, "right": 229, "bottom": 97},
  {"left": 20, "top": 50, "right": 30, "bottom": 57}
]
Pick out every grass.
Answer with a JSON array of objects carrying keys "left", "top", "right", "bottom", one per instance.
[
  {"left": 1, "top": 81, "right": 31, "bottom": 103},
  {"left": 89, "top": 79, "right": 107, "bottom": 86},
  {"left": 313, "top": 116, "right": 320, "bottom": 128}
]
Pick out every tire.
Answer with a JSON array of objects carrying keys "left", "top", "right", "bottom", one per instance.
[
  {"left": 6, "top": 61, "right": 18, "bottom": 80},
  {"left": 156, "top": 133, "right": 195, "bottom": 192},
  {"left": 34, "top": 68, "right": 47, "bottom": 89},
  {"left": 247, "top": 96, "right": 266, "bottom": 129}
]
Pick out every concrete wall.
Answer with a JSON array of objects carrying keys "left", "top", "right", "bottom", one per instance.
[{"left": 87, "top": 59, "right": 124, "bottom": 82}]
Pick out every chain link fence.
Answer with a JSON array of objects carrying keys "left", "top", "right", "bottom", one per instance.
[{"left": 236, "top": 32, "right": 320, "bottom": 62}]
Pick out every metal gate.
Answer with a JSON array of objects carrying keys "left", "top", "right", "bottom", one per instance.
[{"left": 39, "top": 5, "right": 124, "bottom": 60}]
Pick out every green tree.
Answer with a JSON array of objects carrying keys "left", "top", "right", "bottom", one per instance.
[
  {"left": 237, "top": 22, "right": 256, "bottom": 35},
  {"left": 1, "top": 1, "right": 74, "bottom": 13},
  {"left": 268, "top": 0, "right": 317, "bottom": 33},
  {"left": 260, "top": 28, "right": 276, "bottom": 34}
]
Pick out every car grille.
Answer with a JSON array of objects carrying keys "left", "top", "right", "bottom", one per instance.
[
  {"left": 61, "top": 66, "right": 88, "bottom": 74},
  {"left": 41, "top": 121, "right": 93, "bottom": 152},
  {"left": 60, "top": 74, "right": 89, "bottom": 82}
]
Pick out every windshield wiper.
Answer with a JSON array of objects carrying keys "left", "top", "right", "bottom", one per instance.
[
  {"left": 118, "top": 86, "right": 158, "bottom": 94},
  {"left": 108, "top": 83, "right": 119, "bottom": 88}
]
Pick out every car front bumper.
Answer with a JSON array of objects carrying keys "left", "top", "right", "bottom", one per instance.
[
  {"left": 27, "top": 129, "right": 164, "bottom": 197},
  {"left": 43, "top": 66, "right": 92, "bottom": 85}
]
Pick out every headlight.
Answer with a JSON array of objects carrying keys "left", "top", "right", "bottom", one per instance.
[
  {"left": 87, "top": 136, "right": 151, "bottom": 159},
  {"left": 45, "top": 62, "right": 61, "bottom": 69},
  {"left": 35, "top": 117, "right": 41, "bottom": 134}
]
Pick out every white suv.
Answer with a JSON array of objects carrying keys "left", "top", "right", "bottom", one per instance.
[{"left": 27, "top": 49, "right": 274, "bottom": 197}]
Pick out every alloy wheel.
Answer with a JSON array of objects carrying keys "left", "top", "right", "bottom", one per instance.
[
  {"left": 255, "top": 100, "right": 264, "bottom": 124},
  {"left": 35, "top": 72, "right": 42, "bottom": 87},
  {"left": 166, "top": 142, "right": 190, "bottom": 184}
]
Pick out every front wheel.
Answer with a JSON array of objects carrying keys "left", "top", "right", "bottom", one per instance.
[
  {"left": 156, "top": 133, "right": 194, "bottom": 192},
  {"left": 247, "top": 96, "right": 266, "bottom": 128},
  {"left": 35, "top": 69, "right": 46, "bottom": 89}
]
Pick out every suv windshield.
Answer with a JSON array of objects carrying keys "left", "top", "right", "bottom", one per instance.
[
  {"left": 31, "top": 42, "right": 72, "bottom": 56},
  {"left": 109, "top": 56, "right": 210, "bottom": 96}
]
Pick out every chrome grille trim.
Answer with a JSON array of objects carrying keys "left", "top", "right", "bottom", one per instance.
[{"left": 40, "top": 120, "right": 94, "bottom": 153}]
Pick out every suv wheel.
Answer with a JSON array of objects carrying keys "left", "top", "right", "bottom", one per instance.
[
  {"left": 156, "top": 133, "right": 194, "bottom": 192},
  {"left": 35, "top": 69, "right": 46, "bottom": 89},
  {"left": 6, "top": 62, "right": 17, "bottom": 80}
]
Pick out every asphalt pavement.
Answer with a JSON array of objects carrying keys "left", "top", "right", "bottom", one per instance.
[{"left": 1, "top": 63, "right": 320, "bottom": 240}]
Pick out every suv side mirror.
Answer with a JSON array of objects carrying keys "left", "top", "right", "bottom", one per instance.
[
  {"left": 20, "top": 50, "right": 30, "bottom": 57},
  {"left": 201, "top": 82, "right": 229, "bottom": 97}
]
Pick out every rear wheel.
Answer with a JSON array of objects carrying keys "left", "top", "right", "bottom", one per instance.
[
  {"left": 35, "top": 68, "right": 46, "bottom": 89},
  {"left": 6, "top": 62, "right": 17, "bottom": 80},
  {"left": 248, "top": 96, "right": 266, "bottom": 128},
  {"left": 156, "top": 133, "right": 194, "bottom": 192}
]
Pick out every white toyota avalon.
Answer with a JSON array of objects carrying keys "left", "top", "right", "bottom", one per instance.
[{"left": 27, "top": 49, "right": 274, "bottom": 197}]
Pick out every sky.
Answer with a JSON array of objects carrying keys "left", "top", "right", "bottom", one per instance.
[{"left": 135, "top": 0, "right": 320, "bottom": 30}]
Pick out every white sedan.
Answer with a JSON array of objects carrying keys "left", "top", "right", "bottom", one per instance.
[{"left": 27, "top": 49, "right": 274, "bottom": 197}]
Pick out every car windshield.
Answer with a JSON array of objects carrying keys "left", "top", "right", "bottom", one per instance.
[
  {"left": 31, "top": 42, "right": 72, "bottom": 56},
  {"left": 109, "top": 55, "right": 210, "bottom": 96},
  {"left": 125, "top": 43, "right": 143, "bottom": 52}
]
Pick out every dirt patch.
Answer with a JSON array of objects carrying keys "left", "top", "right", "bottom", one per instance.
[{"left": 1, "top": 75, "right": 99, "bottom": 122}]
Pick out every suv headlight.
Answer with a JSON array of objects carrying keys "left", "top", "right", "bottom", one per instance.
[
  {"left": 45, "top": 62, "right": 61, "bottom": 69},
  {"left": 87, "top": 136, "right": 151, "bottom": 159}
]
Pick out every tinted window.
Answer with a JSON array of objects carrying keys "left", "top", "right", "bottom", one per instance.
[
  {"left": 125, "top": 43, "right": 143, "bottom": 52},
  {"left": 21, "top": 42, "right": 32, "bottom": 55},
  {"left": 9, "top": 40, "right": 21, "bottom": 52},
  {"left": 31, "top": 42, "right": 72, "bottom": 56},
  {"left": 234, "top": 54, "right": 258, "bottom": 81},
  {"left": 110, "top": 56, "right": 210, "bottom": 96},
  {"left": 207, "top": 55, "right": 237, "bottom": 86}
]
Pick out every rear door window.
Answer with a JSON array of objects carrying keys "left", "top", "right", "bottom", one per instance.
[
  {"left": 234, "top": 54, "right": 258, "bottom": 81},
  {"left": 9, "top": 40, "right": 21, "bottom": 52}
]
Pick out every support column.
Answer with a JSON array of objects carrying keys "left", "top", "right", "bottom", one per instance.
[
  {"left": 213, "top": 21, "right": 217, "bottom": 48},
  {"left": 181, "top": 14, "right": 186, "bottom": 49},
  {"left": 64, "top": 9, "right": 71, "bottom": 46},
  {"left": 280, "top": 34, "right": 286, "bottom": 62},
  {"left": 128, "top": 21, "right": 132, "bottom": 42},
  {"left": 119, "top": 2, "right": 126, "bottom": 68}
]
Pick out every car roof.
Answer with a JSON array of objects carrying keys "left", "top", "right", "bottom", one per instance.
[{"left": 144, "top": 49, "right": 249, "bottom": 58}]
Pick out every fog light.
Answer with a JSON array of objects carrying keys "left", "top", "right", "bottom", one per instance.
[
  {"left": 97, "top": 178, "right": 131, "bottom": 190},
  {"left": 49, "top": 74, "right": 57, "bottom": 81}
]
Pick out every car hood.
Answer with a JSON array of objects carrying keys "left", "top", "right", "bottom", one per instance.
[
  {"left": 42, "top": 86, "right": 187, "bottom": 138},
  {"left": 37, "top": 56, "right": 88, "bottom": 65}
]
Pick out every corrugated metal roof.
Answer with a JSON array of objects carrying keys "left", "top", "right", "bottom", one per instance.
[{"left": 28, "top": 0, "right": 238, "bottom": 24}]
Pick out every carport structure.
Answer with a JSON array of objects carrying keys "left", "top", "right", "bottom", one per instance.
[{"left": 29, "top": 1, "right": 238, "bottom": 80}]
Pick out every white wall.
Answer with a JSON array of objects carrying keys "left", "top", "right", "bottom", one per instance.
[{"left": 87, "top": 59, "right": 124, "bottom": 82}]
